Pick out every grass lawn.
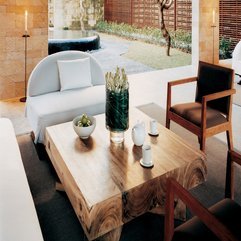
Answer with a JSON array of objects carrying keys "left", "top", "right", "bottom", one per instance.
[{"left": 122, "top": 40, "right": 191, "bottom": 69}]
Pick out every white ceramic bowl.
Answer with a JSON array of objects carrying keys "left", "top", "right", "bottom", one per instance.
[{"left": 73, "top": 115, "right": 96, "bottom": 139}]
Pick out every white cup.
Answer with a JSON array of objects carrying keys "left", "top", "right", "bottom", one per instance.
[
  {"left": 142, "top": 144, "right": 152, "bottom": 165},
  {"left": 150, "top": 119, "right": 158, "bottom": 134}
]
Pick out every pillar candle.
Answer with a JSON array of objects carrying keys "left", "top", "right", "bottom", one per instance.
[
  {"left": 212, "top": 9, "right": 215, "bottom": 25},
  {"left": 25, "top": 10, "right": 28, "bottom": 32}
]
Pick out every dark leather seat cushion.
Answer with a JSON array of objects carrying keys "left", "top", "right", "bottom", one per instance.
[
  {"left": 170, "top": 102, "right": 227, "bottom": 128},
  {"left": 172, "top": 198, "right": 241, "bottom": 241}
]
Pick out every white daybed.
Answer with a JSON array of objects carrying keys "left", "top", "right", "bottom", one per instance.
[
  {"left": 26, "top": 51, "right": 106, "bottom": 144},
  {"left": 232, "top": 40, "right": 241, "bottom": 83}
]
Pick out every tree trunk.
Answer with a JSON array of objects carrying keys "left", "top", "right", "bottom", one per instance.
[{"left": 157, "top": 0, "right": 173, "bottom": 56}]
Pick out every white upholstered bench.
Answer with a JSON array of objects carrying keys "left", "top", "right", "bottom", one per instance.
[
  {"left": 232, "top": 40, "right": 241, "bottom": 84},
  {"left": 0, "top": 118, "right": 43, "bottom": 241},
  {"left": 26, "top": 51, "right": 105, "bottom": 144}
]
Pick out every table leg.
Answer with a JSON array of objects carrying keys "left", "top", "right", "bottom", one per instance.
[
  {"left": 55, "top": 181, "right": 65, "bottom": 192},
  {"left": 97, "top": 226, "right": 122, "bottom": 241}
]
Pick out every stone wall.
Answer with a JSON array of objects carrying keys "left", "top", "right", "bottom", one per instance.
[
  {"left": 0, "top": 0, "right": 48, "bottom": 100},
  {"left": 199, "top": 0, "right": 219, "bottom": 64},
  {"left": 49, "top": 0, "right": 104, "bottom": 30},
  {"left": 49, "top": 0, "right": 54, "bottom": 27},
  {"left": 0, "top": 0, "right": 220, "bottom": 100},
  {"left": 192, "top": 0, "right": 219, "bottom": 67}
]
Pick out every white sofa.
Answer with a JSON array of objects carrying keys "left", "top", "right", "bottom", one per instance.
[
  {"left": 232, "top": 40, "right": 241, "bottom": 81},
  {"left": 0, "top": 118, "right": 43, "bottom": 241},
  {"left": 26, "top": 51, "right": 106, "bottom": 144}
]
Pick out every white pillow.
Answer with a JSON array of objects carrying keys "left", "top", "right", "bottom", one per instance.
[{"left": 57, "top": 58, "right": 92, "bottom": 91}]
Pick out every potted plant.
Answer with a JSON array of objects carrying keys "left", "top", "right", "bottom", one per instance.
[{"left": 105, "top": 67, "right": 129, "bottom": 143}]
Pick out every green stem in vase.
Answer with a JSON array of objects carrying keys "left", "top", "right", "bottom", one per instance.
[{"left": 105, "top": 67, "right": 129, "bottom": 132}]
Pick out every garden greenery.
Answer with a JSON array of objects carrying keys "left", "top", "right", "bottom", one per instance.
[
  {"left": 96, "top": 21, "right": 192, "bottom": 53},
  {"left": 219, "top": 37, "right": 232, "bottom": 59},
  {"left": 96, "top": 21, "right": 233, "bottom": 59}
]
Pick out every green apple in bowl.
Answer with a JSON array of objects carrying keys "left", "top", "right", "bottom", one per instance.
[{"left": 73, "top": 114, "right": 96, "bottom": 139}]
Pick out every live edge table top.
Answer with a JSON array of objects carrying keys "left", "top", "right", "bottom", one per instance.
[{"left": 45, "top": 108, "right": 207, "bottom": 241}]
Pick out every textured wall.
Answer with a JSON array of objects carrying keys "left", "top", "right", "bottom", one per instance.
[
  {"left": 50, "top": 0, "right": 104, "bottom": 30},
  {"left": 192, "top": 0, "right": 219, "bottom": 66},
  {"left": 199, "top": 0, "right": 219, "bottom": 64},
  {"left": 0, "top": 0, "right": 219, "bottom": 99},
  {"left": 0, "top": 0, "right": 48, "bottom": 100}
]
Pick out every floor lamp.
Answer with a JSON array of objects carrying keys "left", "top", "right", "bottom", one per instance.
[
  {"left": 211, "top": 24, "right": 216, "bottom": 64},
  {"left": 20, "top": 32, "right": 30, "bottom": 102},
  {"left": 211, "top": 9, "right": 216, "bottom": 64}
]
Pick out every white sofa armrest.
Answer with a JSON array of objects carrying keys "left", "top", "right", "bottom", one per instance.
[{"left": 0, "top": 118, "right": 43, "bottom": 241}]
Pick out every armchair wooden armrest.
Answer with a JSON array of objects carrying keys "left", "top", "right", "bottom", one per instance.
[
  {"left": 229, "top": 150, "right": 241, "bottom": 165},
  {"left": 166, "top": 77, "right": 197, "bottom": 112},
  {"left": 202, "top": 89, "right": 236, "bottom": 103},
  {"left": 164, "top": 177, "right": 239, "bottom": 241},
  {"left": 201, "top": 89, "right": 236, "bottom": 129},
  {"left": 168, "top": 77, "right": 197, "bottom": 87},
  {"left": 225, "top": 150, "right": 241, "bottom": 199}
]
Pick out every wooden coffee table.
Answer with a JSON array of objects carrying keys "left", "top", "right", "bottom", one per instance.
[{"left": 45, "top": 108, "right": 206, "bottom": 241}]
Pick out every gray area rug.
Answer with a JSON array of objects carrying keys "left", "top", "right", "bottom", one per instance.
[
  {"left": 17, "top": 103, "right": 241, "bottom": 241},
  {"left": 18, "top": 133, "right": 167, "bottom": 241}
]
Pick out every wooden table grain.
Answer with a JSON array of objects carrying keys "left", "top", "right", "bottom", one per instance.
[{"left": 45, "top": 108, "right": 207, "bottom": 241}]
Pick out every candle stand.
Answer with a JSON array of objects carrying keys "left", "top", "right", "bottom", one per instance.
[
  {"left": 20, "top": 32, "right": 30, "bottom": 103},
  {"left": 211, "top": 25, "right": 216, "bottom": 64}
]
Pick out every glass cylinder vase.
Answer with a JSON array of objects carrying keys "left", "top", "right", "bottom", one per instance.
[{"left": 106, "top": 88, "right": 129, "bottom": 143}]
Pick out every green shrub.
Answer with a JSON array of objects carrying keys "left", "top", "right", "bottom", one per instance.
[
  {"left": 219, "top": 37, "right": 232, "bottom": 59},
  {"left": 95, "top": 21, "right": 192, "bottom": 53}
]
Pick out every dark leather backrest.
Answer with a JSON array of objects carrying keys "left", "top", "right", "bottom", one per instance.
[{"left": 195, "top": 61, "right": 234, "bottom": 115}]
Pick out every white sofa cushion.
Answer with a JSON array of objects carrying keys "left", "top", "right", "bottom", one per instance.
[
  {"left": 232, "top": 60, "right": 241, "bottom": 76},
  {"left": 0, "top": 118, "right": 43, "bottom": 241},
  {"left": 232, "top": 40, "right": 241, "bottom": 75},
  {"left": 232, "top": 40, "right": 241, "bottom": 60},
  {"left": 26, "top": 85, "right": 105, "bottom": 144},
  {"left": 58, "top": 58, "right": 92, "bottom": 91}
]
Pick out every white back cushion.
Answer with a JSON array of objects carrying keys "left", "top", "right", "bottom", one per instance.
[
  {"left": 27, "top": 51, "right": 105, "bottom": 97},
  {"left": 58, "top": 58, "right": 92, "bottom": 91}
]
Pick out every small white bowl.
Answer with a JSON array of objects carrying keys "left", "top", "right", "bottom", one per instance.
[{"left": 73, "top": 115, "right": 96, "bottom": 139}]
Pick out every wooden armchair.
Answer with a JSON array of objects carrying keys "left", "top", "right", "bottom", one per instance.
[
  {"left": 164, "top": 150, "right": 241, "bottom": 241},
  {"left": 166, "top": 61, "right": 235, "bottom": 152}
]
